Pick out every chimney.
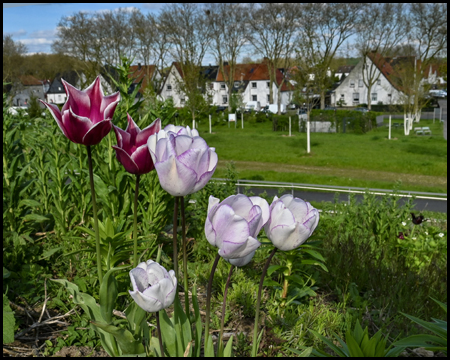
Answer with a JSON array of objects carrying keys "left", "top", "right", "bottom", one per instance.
[{"left": 223, "top": 61, "right": 229, "bottom": 66}]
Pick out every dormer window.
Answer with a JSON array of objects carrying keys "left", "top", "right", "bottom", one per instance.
[
  {"left": 252, "top": 82, "right": 257, "bottom": 88},
  {"left": 167, "top": 84, "right": 172, "bottom": 91}
]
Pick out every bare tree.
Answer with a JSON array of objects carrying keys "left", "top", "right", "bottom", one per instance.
[
  {"left": 247, "top": 3, "right": 300, "bottom": 114},
  {"left": 207, "top": 3, "right": 250, "bottom": 111},
  {"left": 297, "top": 3, "right": 365, "bottom": 109},
  {"left": 355, "top": 4, "right": 406, "bottom": 110},
  {"left": 159, "top": 3, "right": 212, "bottom": 125}
]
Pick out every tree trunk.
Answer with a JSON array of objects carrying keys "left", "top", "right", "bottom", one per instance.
[
  {"left": 277, "top": 84, "right": 282, "bottom": 115},
  {"left": 320, "top": 91, "right": 325, "bottom": 109},
  {"left": 367, "top": 83, "right": 372, "bottom": 111}
]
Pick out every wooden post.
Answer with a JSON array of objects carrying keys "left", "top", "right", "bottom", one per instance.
[
  {"left": 209, "top": 114, "right": 211, "bottom": 133},
  {"left": 388, "top": 115, "right": 391, "bottom": 140}
]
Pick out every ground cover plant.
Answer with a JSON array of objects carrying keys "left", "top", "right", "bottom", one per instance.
[
  {"left": 3, "top": 71, "right": 447, "bottom": 357},
  {"left": 194, "top": 114, "right": 447, "bottom": 193}
]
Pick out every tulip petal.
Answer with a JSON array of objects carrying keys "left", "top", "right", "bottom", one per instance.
[
  {"left": 221, "top": 195, "right": 254, "bottom": 221},
  {"left": 62, "top": 108, "right": 92, "bottom": 144},
  {"left": 40, "top": 100, "right": 70, "bottom": 139},
  {"left": 146, "top": 261, "right": 169, "bottom": 286},
  {"left": 112, "top": 145, "right": 140, "bottom": 174},
  {"left": 174, "top": 135, "right": 194, "bottom": 156},
  {"left": 125, "top": 113, "right": 141, "bottom": 139},
  {"left": 113, "top": 125, "right": 132, "bottom": 152},
  {"left": 102, "top": 96, "right": 120, "bottom": 123},
  {"left": 268, "top": 223, "right": 297, "bottom": 251},
  {"left": 303, "top": 210, "right": 319, "bottom": 235},
  {"left": 84, "top": 76, "right": 104, "bottom": 123},
  {"left": 207, "top": 195, "right": 220, "bottom": 214},
  {"left": 269, "top": 201, "right": 295, "bottom": 231},
  {"left": 282, "top": 195, "right": 310, "bottom": 221},
  {"left": 134, "top": 284, "right": 164, "bottom": 313},
  {"left": 247, "top": 205, "right": 264, "bottom": 238},
  {"left": 154, "top": 156, "right": 197, "bottom": 196},
  {"left": 82, "top": 119, "right": 112, "bottom": 146},
  {"left": 137, "top": 118, "right": 161, "bottom": 147},
  {"left": 154, "top": 137, "right": 170, "bottom": 162},
  {"left": 191, "top": 136, "right": 208, "bottom": 150},
  {"left": 129, "top": 267, "right": 149, "bottom": 292},
  {"left": 62, "top": 79, "right": 91, "bottom": 119},
  {"left": 205, "top": 215, "right": 217, "bottom": 246},
  {"left": 131, "top": 144, "right": 154, "bottom": 174},
  {"left": 227, "top": 250, "right": 256, "bottom": 267},
  {"left": 250, "top": 197, "right": 270, "bottom": 225},
  {"left": 212, "top": 204, "right": 250, "bottom": 252},
  {"left": 219, "top": 235, "right": 260, "bottom": 259}
]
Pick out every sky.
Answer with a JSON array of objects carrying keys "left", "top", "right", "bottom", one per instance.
[{"left": 3, "top": 3, "right": 165, "bottom": 54}]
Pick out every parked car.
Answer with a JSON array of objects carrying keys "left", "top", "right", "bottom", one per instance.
[
  {"left": 353, "top": 107, "right": 369, "bottom": 113},
  {"left": 429, "top": 90, "right": 447, "bottom": 98},
  {"left": 266, "top": 103, "right": 286, "bottom": 114},
  {"left": 244, "top": 101, "right": 261, "bottom": 113}
]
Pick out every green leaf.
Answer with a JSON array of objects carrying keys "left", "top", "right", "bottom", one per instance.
[
  {"left": 173, "top": 294, "right": 192, "bottom": 356},
  {"left": 159, "top": 309, "right": 177, "bottom": 357},
  {"left": 192, "top": 286, "right": 203, "bottom": 358},
  {"left": 3, "top": 294, "right": 15, "bottom": 344},
  {"left": 400, "top": 312, "right": 447, "bottom": 339},
  {"left": 300, "top": 259, "right": 328, "bottom": 272},
  {"left": 39, "top": 247, "right": 62, "bottom": 260},
  {"left": 23, "top": 213, "right": 50, "bottom": 223},
  {"left": 18, "top": 199, "right": 41, "bottom": 208},
  {"left": 393, "top": 334, "right": 447, "bottom": 348},
  {"left": 263, "top": 279, "right": 281, "bottom": 287},
  {"left": 91, "top": 320, "right": 145, "bottom": 355},
  {"left": 204, "top": 333, "right": 215, "bottom": 357},
  {"left": 302, "top": 249, "right": 326, "bottom": 262},
  {"left": 346, "top": 331, "right": 365, "bottom": 357},
  {"left": 3, "top": 267, "right": 11, "bottom": 279},
  {"left": 100, "top": 268, "right": 121, "bottom": 324},
  {"left": 267, "top": 264, "right": 285, "bottom": 276},
  {"left": 309, "top": 329, "right": 346, "bottom": 357},
  {"left": 223, "top": 335, "right": 233, "bottom": 357},
  {"left": 286, "top": 346, "right": 313, "bottom": 357},
  {"left": 430, "top": 297, "right": 447, "bottom": 314}
]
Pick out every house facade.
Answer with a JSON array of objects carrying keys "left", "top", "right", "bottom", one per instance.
[
  {"left": 331, "top": 54, "right": 404, "bottom": 107},
  {"left": 129, "top": 64, "right": 162, "bottom": 96},
  {"left": 11, "top": 75, "right": 49, "bottom": 107}
]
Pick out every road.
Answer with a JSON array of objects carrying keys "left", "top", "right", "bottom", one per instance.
[{"left": 238, "top": 187, "right": 447, "bottom": 213}]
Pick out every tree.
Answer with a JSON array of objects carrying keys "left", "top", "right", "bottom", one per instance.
[
  {"left": 158, "top": 4, "right": 212, "bottom": 126},
  {"left": 207, "top": 3, "right": 250, "bottom": 111},
  {"left": 297, "top": 3, "right": 365, "bottom": 109},
  {"left": 355, "top": 4, "right": 406, "bottom": 110},
  {"left": 247, "top": 3, "right": 300, "bottom": 115},
  {"left": 3, "top": 34, "right": 27, "bottom": 87}
]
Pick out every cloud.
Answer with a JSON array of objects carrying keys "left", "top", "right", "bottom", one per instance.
[
  {"left": 9, "top": 29, "right": 27, "bottom": 38},
  {"left": 141, "top": 3, "right": 165, "bottom": 11}
]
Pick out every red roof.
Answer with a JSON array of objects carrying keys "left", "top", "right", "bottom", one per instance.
[
  {"left": 19, "top": 75, "right": 42, "bottom": 86},
  {"left": 128, "top": 65, "right": 157, "bottom": 90}
]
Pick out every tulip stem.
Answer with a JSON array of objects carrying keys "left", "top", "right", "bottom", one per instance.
[
  {"left": 173, "top": 197, "right": 179, "bottom": 279},
  {"left": 205, "top": 253, "right": 221, "bottom": 347},
  {"left": 219, "top": 264, "right": 234, "bottom": 356},
  {"left": 251, "top": 247, "right": 277, "bottom": 357},
  {"left": 180, "top": 196, "right": 190, "bottom": 318},
  {"left": 156, "top": 311, "right": 165, "bottom": 357},
  {"left": 133, "top": 174, "right": 140, "bottom": 268},
  {"left": 87, "top": 145, "right": 103, "bottom": 285}
]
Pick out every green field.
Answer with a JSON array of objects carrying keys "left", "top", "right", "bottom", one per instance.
[{"left": 194, "top": 116, "right": 447, "bottom": 193}]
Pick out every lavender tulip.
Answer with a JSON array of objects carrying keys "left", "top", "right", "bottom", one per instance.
[
  {"left": 265, "top": 195, "right": 319, "bottom": 251},
  {"left": 147, "top": 125, "right": 218, "bottom": 196},
  {"left": 129, "top": 260, "right": 177, "bottom": 313},
  {"left": 205, "top": 194, "right": 270, "bottom": 261},
  {"left": 40, "top": 76, "right": 120, "bottom": 146},
  {"left": 112, "top": 114, "right": 161, "bottom": 175}
]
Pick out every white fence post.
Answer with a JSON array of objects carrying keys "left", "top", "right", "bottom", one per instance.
[
  {"left": 209, "top": 114, "right": 211, "bottom": 133},
  {"left": 307, "top": 121, "right": 310, "bottom": 153},
  {"left": 241, "top": 112, "right": 244, "bottom": 129},
  {"left": 389, "top": 115, "right": 391, "bottom": 140},
  {"left": 289, "top": 117, "right": 291, "bottom": 136}
]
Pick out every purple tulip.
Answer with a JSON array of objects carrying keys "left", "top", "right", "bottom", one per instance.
[
  {"left": 40, "top": 76, "right": 120, "bottom": 146},
  {"left": 205, "top": 195, "right": 270, "bottom": 263},
  {"left": 147, "top": 125, "right": 218, "bottom": 196},
  {"left": 112, "top": 114, "right": 161, "bottom": 175},
  {"left": 265, "top": 195, "right": 319, "bottom": 251}
]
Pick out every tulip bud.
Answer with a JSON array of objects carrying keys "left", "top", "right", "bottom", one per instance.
[
  {"left": 147, "top": 125, "right": 218, "bottom": 196},
  {"left": 265, "top": 195, "right": 319, "bottom": 251},
  {"left": 112, "top": 114, "right": 161, "bottom": 175},
  {"left": 40, "top": 76, "right": 120, "bottom": 146},
  {"left": 205, "top": 195, "right": 269, "bottom": 263},
  {"left": 129, "top": 260, "right": 177, "bottom": 313}
]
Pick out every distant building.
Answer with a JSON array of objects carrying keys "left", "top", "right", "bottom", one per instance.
[
  {"left": 11, "top": 75, "right": 49, "bottom": 107},
  {"left": 335, "top": 65, "right": 355, "bottom": 80}
]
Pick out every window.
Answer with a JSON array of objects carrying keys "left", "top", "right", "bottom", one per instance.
[
  {"left": 353, "top": 93, "right": 359, "bottom": 103},
  {"left": 252, "top": 95, "right": 257, "bottom": 101},
  {"left": 180, "top": 98, "right": 185, "bottom": 104},
  {"left": 371, "top": 93, "right": 377, "bottom": 102},
  {"left": 267, "top": 94, "right": 270, "bottom": 102},
  {"left": 341, "top": 94, "right": 345, "bottom": 99},
  {"left": 220, "top": 83, "right": 226, "bottom": 90},
  {"left": 222, "top": 96, "right": 228, "bottom": 104},
  {"left": 234, "top": 81, "right": 240, "bottom": 87},
  {"left": 377, "top": 79, "right": 381, "bottom": 85},
  {"left": 209, "top": 83, "right": 214, "bottom": 90},
  {"left": 252, "top": 82, "right": 257, "bottom": 88},
  {"left": 388, "top": 94, "right": 392, "bottom": 97},
  {"left": 267, "top": 82, "right": 270, "bottom": 88},
  {"left": 358, "top": 79, "right": 363, "bottom": 87},
  {"left": 167, "top": 84, "right": 172, "bottom": 91},
  {"left": 350, "top": 81, "right": 355, "bottom": 88}
]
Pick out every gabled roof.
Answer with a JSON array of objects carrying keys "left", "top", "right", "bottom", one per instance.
[
  {"left": 336, "top": 65, "right": 355, "bottom": 74},
  {"left": 129, "top": 64, "right": 157, "bottom": 90},
  {"left": 47, "top": 71, "right": 80, "bottom": 94},
  {"left": 19, "top": 75, "right": 43, "bottom": 86}
]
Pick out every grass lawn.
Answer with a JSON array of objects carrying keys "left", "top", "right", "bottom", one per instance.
[{"left": 194, "top": 116, "right": 447, "bottom": 193}]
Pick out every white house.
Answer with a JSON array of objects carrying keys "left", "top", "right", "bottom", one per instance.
[{"left": 331, "top": 53, "right": 404, "bottom": 107}]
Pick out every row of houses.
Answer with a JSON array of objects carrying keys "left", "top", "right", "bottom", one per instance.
[{"left": 10, "top": 53, "right": 445, "bottom": 109}]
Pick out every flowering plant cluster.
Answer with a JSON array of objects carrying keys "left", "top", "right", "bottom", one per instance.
[{"left": 42, "top": 76, "right": 319, "bottom": 357}]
